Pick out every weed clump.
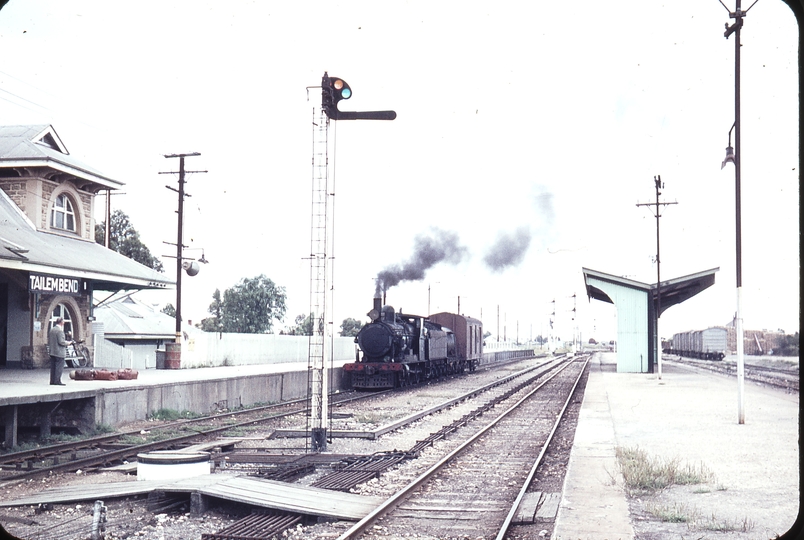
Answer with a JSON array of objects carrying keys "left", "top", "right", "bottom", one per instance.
[{"left": 615, "top": 446, "right": 716, "bottom": 496}]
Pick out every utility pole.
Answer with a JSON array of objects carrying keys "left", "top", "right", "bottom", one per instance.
[
  {"left": 161, "top": 153, "right": 206, "bottom": 367},
  {"left": 100, "top": 189, "right": 125, "bottom": 249},
  {"left": 637, "top": 175, "right": 677, "bottom": 379},
  {"left": 105, "top": 189, "right": 111, "bottom": 249}
]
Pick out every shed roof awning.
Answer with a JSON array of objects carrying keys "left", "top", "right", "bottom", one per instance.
[
  {"left": 654, "top": 268, "right": 719, "bottom": 316},
  {"left": 582, "top": 267, "right": 719, "bottom": 315}
]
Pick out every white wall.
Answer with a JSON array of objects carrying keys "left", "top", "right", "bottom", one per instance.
[{"left": 178, "top": 332, "right": 357, "bottom": 368}]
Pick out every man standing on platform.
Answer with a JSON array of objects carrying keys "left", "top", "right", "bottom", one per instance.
[{"left": 48, "top": 317, "right": 68, "bottom": 386}]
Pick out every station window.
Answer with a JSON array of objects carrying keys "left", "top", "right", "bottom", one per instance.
[
  {"left": 51, "top": 193, "right": 76, "bottom": 232},
  {"left": 49, "top": 304, "right": 74, "bottom": 339}
]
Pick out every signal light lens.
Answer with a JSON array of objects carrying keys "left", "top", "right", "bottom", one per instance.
[
  {"left": 341, "top": 88, "right": 351, "bottom": 99},
  {"left": 333, "top": 79, "right": 344, "bottom": 90}
]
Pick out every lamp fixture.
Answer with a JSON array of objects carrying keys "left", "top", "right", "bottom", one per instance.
[{"left": 721, "top": 123, "right": 737, "bottom": 170}]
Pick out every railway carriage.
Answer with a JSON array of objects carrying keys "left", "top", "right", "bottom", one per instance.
[{"left": 344, "top": 299, "right": 483, "bottom": 390}]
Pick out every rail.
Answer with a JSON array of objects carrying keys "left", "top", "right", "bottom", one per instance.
[{"left": 335, "top": 355, "right": 589, "bottom": 539}]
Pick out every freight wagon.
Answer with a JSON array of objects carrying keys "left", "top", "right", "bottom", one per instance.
[{"left": 665, "top": 327, "right": 727, "bottom": 361}]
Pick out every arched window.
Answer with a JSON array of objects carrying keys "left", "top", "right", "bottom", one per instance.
[
  {"left": 49, "top": 304, "right": 74, "bottom": 339},
  {"left": 51, "top": 193, "right": 76, "bottom": 232}
]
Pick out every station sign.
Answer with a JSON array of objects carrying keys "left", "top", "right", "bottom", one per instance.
[{"left": 28, "top": 272, "right": 85, "bottom": 297}]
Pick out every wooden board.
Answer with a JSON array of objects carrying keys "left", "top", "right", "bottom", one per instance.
[
  {"left": 513, "top": 492, "right": 561, "bottom": 524},
  {"left": 192, "top": 476, "right": 383, "bottom": 520},
  {"left": 0, "top": 474, "right": 384, "bottom": 521}
]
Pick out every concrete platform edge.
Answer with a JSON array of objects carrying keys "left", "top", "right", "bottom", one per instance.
[{"left": 553, "top": 353, "right": 634, "bottom": 540}]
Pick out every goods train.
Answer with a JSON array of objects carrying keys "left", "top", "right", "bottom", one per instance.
[
  {"left": 664, "top": 327, "right": 727, "bottom": 361},
  {"left": 344, "top": 299, "right": 483, "bottom": 390}
]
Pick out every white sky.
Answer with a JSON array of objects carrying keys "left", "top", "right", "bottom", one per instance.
[{"left": 0, "top": 0, "right": 798, "bottom": 343}]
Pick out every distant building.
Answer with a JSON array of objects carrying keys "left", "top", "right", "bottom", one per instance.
[
  {"left": 94, "top": 295, "right": 198, "bottom": 369},
  {"left": 0, "top": 125, "right": 173, "bottom": 369},
  {"left": 723, "top": 320, "right": 785, "bottom": 356}
]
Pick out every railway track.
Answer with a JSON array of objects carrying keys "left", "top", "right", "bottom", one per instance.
[
  {"left": 0, "top": 390, "right": 381, "bottom": 485},
  {"left": 1, "top": 355, "right": 582, "bottom": 540},
  {"left": 0, "top": 356, "right": 539, "bottom": 484},
  {"left": 336, "top": 354, "right": 590, "bottom": 540},
  {"left": 666, "top": 355, "right": 799, "bottom": 392}
]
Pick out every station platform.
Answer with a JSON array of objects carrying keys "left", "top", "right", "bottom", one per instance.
[
  {"left": 0, "top": 362, "right": 311, "bottom": 404},
  {"left": 553, "top": 352, "right": 800, "bottom": 539},
  {"left": 0, "top": 362, "right": 344, "bottom": 448}
]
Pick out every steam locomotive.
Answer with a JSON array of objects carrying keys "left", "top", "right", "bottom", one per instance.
[{"left": 344, "top": 298, "right": 483, "bottom": 390}]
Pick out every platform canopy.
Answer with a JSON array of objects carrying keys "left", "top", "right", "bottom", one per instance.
[
  {"left": 0, "top": 186, "right": 172, "bottom": 291},
  {"left": 582, "top": 267, "right": 719, "bottom": 373},
  {"left": 584, "top": 267, "right": 719, "bottom": 316}
]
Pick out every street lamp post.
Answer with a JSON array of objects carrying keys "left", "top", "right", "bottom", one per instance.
[{"left": 721, "top": 0, "right": 757, "bottom": 424}]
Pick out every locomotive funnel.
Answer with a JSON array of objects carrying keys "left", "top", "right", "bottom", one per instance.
[{"left": 369, "top": 296, "right": 382, "bottom": 322}]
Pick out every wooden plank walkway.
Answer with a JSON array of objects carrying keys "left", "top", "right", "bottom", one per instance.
[
  {"left": 191, "top": 476, "right": 382, "bottom": 520},
  {"left": 0, "top": 474, "right": 383, "bottom": 521}
]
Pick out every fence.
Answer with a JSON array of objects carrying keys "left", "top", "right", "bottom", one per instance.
[
  {"left": 92, "top": 336, "right": 134, "bottom": 369},
  {"left": 91, "top": 332, "right": 358, "bottom": 370}
]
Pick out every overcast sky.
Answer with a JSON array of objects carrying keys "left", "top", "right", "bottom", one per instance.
[{"left": 0, "top": 1, "right": 798, "bottom": 343}]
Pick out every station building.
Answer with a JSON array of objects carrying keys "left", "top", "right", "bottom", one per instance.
[{"left": 0, "top": 125, "right": 173, "bottom": 370}]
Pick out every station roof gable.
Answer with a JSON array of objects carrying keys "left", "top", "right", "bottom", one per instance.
[{"left": 0, "top": 125, "right": 123, "bottom": 191}]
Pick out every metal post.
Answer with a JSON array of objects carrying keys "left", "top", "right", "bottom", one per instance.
[
  {"left": 733, "top": 4, "right": 746, "bottom": 425},
  {"left": 723, "top": 0, "right": 747, "bottom": 424}
]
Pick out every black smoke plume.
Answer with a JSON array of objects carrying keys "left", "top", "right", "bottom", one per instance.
[
  {"left": 375, "top": 228, "right": 467, "bottom": 295},
  {"left": 483, "top": 226, "right": 532, "bottom": 272}
]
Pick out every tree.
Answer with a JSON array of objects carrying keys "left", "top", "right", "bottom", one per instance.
[
  {"left": 161, "top": 303, "right": 176, "bottom": 318},
  {"left": 775, "top": 332, "right": 799, "bottom": 356},
  {"left": 339, "top": 318, "right": 364, "bottom": 337},
  {"left": 283, "top": 314, "right": 314, "bottom": 336},
  {"left": 96, "top": 209, "right": 164, "bottom": 272},
  {"left": 199, "top": 276, "right": 287, "bottom": 334},
  {"left": 199, "top": 289, "right": 223, "bottom": 332}
]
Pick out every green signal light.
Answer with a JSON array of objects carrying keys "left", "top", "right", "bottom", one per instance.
[{"left": 341, "top": 88, "right": 351, "bottom": 99}]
